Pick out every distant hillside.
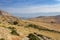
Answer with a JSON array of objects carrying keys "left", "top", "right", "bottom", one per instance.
[{"left": 29, "top": 15, "right": 60, "bottom": 24}]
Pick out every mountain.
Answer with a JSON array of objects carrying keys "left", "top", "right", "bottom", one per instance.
[
  {"left": 29, "top": 15, "right": 60, "bottom": 23},
  {"left": 0, "top": 10, "right": 11, "bottom": 16},
  {"left": 0, "top": 10, "right": 60, "bottom": 40},
  {"left": 0, "top": 10, "right": 23, "bottom": 25}
]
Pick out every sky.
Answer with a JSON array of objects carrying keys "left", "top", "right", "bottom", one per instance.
[{"left": 0, "top": 0, "right": 60, "bottom": 18}]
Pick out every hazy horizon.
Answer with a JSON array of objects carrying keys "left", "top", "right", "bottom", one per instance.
[{"left": 12, "top": 13, "right": 60, "bottom": 18}]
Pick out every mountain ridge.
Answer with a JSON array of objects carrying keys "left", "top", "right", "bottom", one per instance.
[{"left": 29, "top": 15, "right": 60, "bottom": 24}]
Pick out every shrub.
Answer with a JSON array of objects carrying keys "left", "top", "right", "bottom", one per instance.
[
  {"left": 13, "top": 21, "right": 18, "bottom": 25},
  {"left": 7, "top": 27, "right": 15, "bottom": 30},
  {"left": 11, "top": 29, "right": 19, "bottom": 36},
  {"left": 8, "top": 21, "right": 18, "bottom": 25},
  {"left": 7, "top": 27, "right": 19, "bottom": 36},
  {"left": 34, "top": 33, "right": 52, "bottom": 40},
  {"left": 27, "top": 33, "right": 40, "bottom": 40},
  {"left": 27, "top": 24, "right": 39, "bottom": 29}
]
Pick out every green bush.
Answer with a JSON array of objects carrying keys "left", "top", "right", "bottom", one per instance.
[
  {"left": 34, "top": 33, "right": 52, "bottom": 40},
  {"left": 13, "top": 21, "right": 18, "bottom": 25},
  {"left": 28, "top": 33, "right": 40, "bottom": 40},
  {"left": 27, "top": 24, "right": 40, "bottom": 29},
  {"left": 7, "top": 27, "right": 19, "bottom": 36},
  {"left": 11, "top": 29, "right": 19, "bottom": 36}
]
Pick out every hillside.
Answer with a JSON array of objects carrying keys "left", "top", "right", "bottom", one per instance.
[
  {"left": 29, "top": 15, "right": 60, "bottom": 31},
  {"left": 29, "top": 15, "right": 60, "bottom": 24},
  {"left": 0, "top": 10, "right": 60, "bottom": 40}
]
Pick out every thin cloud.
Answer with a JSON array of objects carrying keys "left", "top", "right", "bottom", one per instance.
[
  {"left": 0, "top": 0, "right": 60, "bottom": 14},
  {"left": 2, "top": 4, "right": 60, "bottom": 14}
]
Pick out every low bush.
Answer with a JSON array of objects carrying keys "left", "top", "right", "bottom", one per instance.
[
  {"left": 8, "top": 21, "right": 18, "bottom": 25},
  {"left": 7, "top": 27, "right": 15, "bottom": 30},
  {"left": 27, "top": 33, "right": 40, "bottom": 40},
  {"left": 34, "top": 33, "right": 52, "bottom": 40},
  {"left": 11, "top": 29, "right": 19, "bottom": 36},
  {"left": 13, "top": 21, "right": 18, "bottom": 25},
  {"left": 7, "top": 27, "right": 19, "bottom": 36},
  {"left": 26, "top": 24, "right": 40, "bottom": 29}
]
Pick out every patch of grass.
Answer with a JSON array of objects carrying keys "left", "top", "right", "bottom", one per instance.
[
  {"left": 26, "top": 24, "right": 60, "bottom": 33},
  {"left": 27, "top": 33, "right": 40, "bottom": 40},
  {"left": 7, "top": 27, "right": 19, "bottom": 36},
  {"left": 26, "top": 24, "right": 40, "bottom": 29},
  {"left": 39, "top": 28, "right": 60, "bottom": 33},
  {"left": 7, "top": 27, "right": 15, "bottom": 30},
  {"left": 11, "top": 29, "right": 19, "bottom": 36}
]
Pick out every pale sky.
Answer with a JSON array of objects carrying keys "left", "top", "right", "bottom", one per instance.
[{"left": 0, "top": 0, "right": 60, "bottom": 17}]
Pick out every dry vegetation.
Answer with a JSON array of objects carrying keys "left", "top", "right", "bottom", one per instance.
[{"left": 0, "top": 11, "right": 60, "bottom": 40}]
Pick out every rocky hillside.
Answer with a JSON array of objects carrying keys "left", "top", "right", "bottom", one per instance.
[{"left": 0, "top": 10, "right": 60, "bottom": 40}]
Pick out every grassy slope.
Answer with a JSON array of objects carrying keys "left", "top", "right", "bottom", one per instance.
[
  {"left": 0, "top": 19, "right": 60, "bottom": 40},
  {"left": 22, "top": 20, "right": 60, "bottom": 40},
  {"left": 25, "top": 20, "right": 60, "bottom": 31}
]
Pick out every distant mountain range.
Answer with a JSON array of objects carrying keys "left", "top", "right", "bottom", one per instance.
[{"left": 29, "top": 15, "right": 60, "bottom": 24}]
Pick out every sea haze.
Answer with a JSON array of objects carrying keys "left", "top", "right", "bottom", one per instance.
[{"left": 12, "top": 13, "right": 60, "bottom": 18}]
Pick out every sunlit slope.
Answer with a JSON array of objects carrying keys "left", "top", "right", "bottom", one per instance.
[
  {"left": 0, "top": 10, "right": 60, "bottom": 40},
  {"left": 0, "top": 21, "right": 60, "bottom": 40},
  {"left": 29, "top": 16, "right": 60, "bottom": 32},
  {"left": 25, "top": 20, "right": 60, "bottom": 31}
]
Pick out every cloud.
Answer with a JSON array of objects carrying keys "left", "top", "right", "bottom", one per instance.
[
  {"left": 0, "top": 0, "right": 60, "bottom": 14},
  {"left": 1, "top": 4, "right": 60, "bottom": 14}
]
